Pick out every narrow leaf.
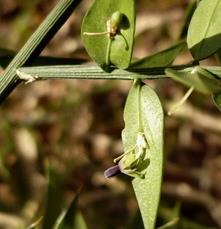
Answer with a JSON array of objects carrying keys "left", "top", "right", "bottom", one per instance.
[
  {"left": 42, "top": 167, "right": 63, "bottom": 229},
  {"left": 157, "top": 218, "right": 179, "bottom": 229},
  {"left": 122, "top": 80, "right": 164, "bottom": 229},
  {"left": 165, "top": 67, "right": 221, "bottom": 94},
  {"left": 187, "top": 0, "right": 221, "bottom": 60},
  {"left": 206, "top": 66, "right": 221, "bottom": 78},
  {"left": 27, "top": 217, "right": 43, "bottom": 229},
  {"left": 81, "top": 0, "right": 135, "bottom": 70},
  {"left": 212, "top": 93, "right": 221, "bottom": 111},
  {"left": 55, "top": 212, "right": 87, "bottom": 229},
  {"left": 0, "top": 0, "right": 81, "bottom": 103},
  {"left": 54, "top": 192, "right": 87, "bottom": 229},
  {"left": 130, "top": 41, "right": 186, "bottom": 68}
]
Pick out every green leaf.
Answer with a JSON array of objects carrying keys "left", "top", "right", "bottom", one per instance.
[
  {"left": 212, "top": 93, "right": 221, "bottom": 111},
  {"left": 187, "top": 0, "right": 221, "bottom": 60},
  {"left": 42, "top": 166, "right": 63, "bottom": 229},
  {"left": 54, "top": 192, "right": 87, "bottom": 229},
  {"left": 206, "top": 66, "right": 221, "bottom": 78},
  {"left": 81, "top": 0, "right": 135, "bottom": 70},
  {"left": 27, "top": 217, "right": 43, "bottom": 229},
  {"left": 122, "top": 80, "right": 164, "bottom": 229},
  {"left": 165, "top": 67, "right": 221, "bottom": 94},
  {"left": 179, "top": 0, "right": 197, "bottom": 39},
  {"left": 130, "top": 41, "right": 186, "bottom": 68}
]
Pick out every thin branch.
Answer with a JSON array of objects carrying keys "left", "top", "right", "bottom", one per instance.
[
  {"left": 168, "top": 87, "right": 194, "bottom": 116},
  {"left": 17, "top": 64, "right": 221, "bottom": 82},
  {"left": 17, "top": 64, "right": 196, "bottom": 82}
]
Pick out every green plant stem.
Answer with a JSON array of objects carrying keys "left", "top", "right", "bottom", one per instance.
[
  {"left": 17, "top": 64, "right": 196, "bottom": 81},
  {"left": 105, "top": 39, "right": 112, "bottom": 66},
  {"left": 168, "top": 86, "right": 194, "bottom": 116},
  {"left": 0, "top": 0, "right": 81, "bottom": 103}
]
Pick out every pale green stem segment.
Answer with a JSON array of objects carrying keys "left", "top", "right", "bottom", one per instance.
[
  {"left": 106, "top": 38, "right": 112, "bottom": 66},
  {"left": 83, "top": 32, "right": 108, "bottom": 36},
  {"left": 168, "top": 86, "right": 194, "bottom": 115}
]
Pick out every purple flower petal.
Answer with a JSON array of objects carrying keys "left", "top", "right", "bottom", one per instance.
[{"left": 104, "top": 165, "right": 121, "bottom": 178}]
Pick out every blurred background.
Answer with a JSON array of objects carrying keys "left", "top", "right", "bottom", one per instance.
[{"left": 0, "top": 0, "right": 221, "bottom": 228}]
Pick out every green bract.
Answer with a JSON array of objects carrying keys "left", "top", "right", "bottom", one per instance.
[{"left": 81, "top": 0, "right": 135, "bottom": 70}]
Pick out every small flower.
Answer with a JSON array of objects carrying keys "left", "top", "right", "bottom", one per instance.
[
  {"left": 104, "top": 132, "right": 149, "bottom": 179},
  {"left": 104, "top": 164, "right": 121, "bottom": 178}
]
